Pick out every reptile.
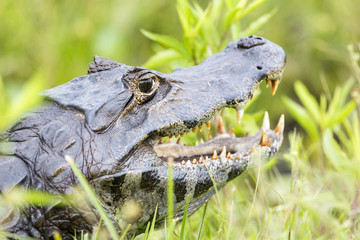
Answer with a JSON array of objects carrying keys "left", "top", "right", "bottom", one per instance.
[{"left": 0, "top": 35, "right": 286, "bottom": 239}]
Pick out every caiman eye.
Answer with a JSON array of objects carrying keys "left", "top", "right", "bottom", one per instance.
[{"left": 138, "top": 78, "right": 154, "bottom": 93}]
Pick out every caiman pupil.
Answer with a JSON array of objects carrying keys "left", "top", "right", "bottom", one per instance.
[{"left": 138, "top": 77, "right": 154, "bottom": 93}]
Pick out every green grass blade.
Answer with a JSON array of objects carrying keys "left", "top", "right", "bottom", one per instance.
[
  {"left": 119, "top": 224, "right": 131, "bottom": 240},
  {"left": 179, "top": 196, "right": 190, "bottom": 240},
  {"left": 196, "top": 201, "right": 208, "bottom": 240},
  {"left": 65, "top": 155, "right": 120, "bottom": 240}
]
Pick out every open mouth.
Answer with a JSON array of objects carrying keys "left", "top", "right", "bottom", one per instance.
[{"left": 153, "top": 73, "right": 285, "bottom": 167}]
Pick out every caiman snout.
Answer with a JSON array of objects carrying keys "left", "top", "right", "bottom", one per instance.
[{"left": 237, "top": 35, "right": 266, "bottom": 49}]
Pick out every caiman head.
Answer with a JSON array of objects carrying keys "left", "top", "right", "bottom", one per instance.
[{"left": 43, "top": 35, "right": 286, "bottom": 234}]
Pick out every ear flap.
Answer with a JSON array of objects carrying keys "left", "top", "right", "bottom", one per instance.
[
  {"left": 42, "top": 65, "right": 133, "bottom": 132},
  {"left": 88, "top": 56, "right": 123, "bottom": 74}
]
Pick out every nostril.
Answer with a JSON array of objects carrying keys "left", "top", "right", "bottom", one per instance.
[
  {"left": 237, "top": 35, "right": 266, "bottom": 49},
  {"left": 256, "top": 66, "right": 263, "bottom": 70}
]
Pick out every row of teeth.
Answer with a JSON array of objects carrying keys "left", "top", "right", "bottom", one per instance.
[
  {"left": 160, "top": 77, "right": 281, "bottom": 142},
  {"left": 161, "top": 111, "right": 285, "bottom": 165},
  {"left": 180, "top": 112, "right": 284, "bottom": 165}
]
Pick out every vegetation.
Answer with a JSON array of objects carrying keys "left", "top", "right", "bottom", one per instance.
[{"left": 1, "top": 0, "right": 360, "bottom": 239}]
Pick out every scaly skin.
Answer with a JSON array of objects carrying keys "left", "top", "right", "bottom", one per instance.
[{"left": 0, "top": 35, "right": 286, "bottom": 239}]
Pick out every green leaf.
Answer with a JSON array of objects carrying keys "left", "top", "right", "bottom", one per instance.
[
  {"left": 142, "top": 49, "right": 183, "bottom": 69},
  {"left": 141, "top": 29, "right": 190, "bottom": 59},
  {"left": 293, "top": 81, "right": 321, "bottom": 125},
  {"left": 322, "top": 129, "right": 349, "bottom": 170},
  {"left": 241, "top": 8, "right": 276, "bottom": 36},
  {"left": 328, "top": 100, "right": 356, "bottom": 127},
  {"left": 283, "top": 96, "right": 319, "bottom": 140}
]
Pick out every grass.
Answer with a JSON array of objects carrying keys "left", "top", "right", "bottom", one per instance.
[{"left": 1, "top": 0, "right": 360, "bottom": 239}]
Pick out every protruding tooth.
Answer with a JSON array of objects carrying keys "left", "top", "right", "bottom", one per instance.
[
  {"left": 212, "top": 150, "right": 218, "bottom": 160},
  {"left": 199, "top": 125, "right": 203, "bottom": 132},
  {"left": 205, "top": 156, "right": 209, "bottom": 162},
  {"left": 274, "top": 114, "right": 285, "bottom": 135},
  {"left": 217, "top": 116, "right": 225, "bottom": 134},
  {"left": 176, "top": 137, "right": 181, "bottom": 144},
  {"left": 262, "top": 111, "right": 270, "bottom": 130},
  {"left": 236, "top": 109, "right": 244, "bottom": 124},
  {"left": 158, "top": 139, "right": 163, "bottom": 144},
  {"left": 266, "top": 79, "right": 270, "bottom": 88},
  {"left": 206, "top": 122, "right": 211, "bottom": 129},
  {"left": 226, "top": 152, "right": 232, "bottom": 159},
  {"left": 267, "top": 138, "right": 272, "bottom": 147},
  {"left": 181, "top": 160, "right": 186, "bottom": 165},
  {"left": 192, "top": 159, "right": 197, "bottom": 164},
  {"left": 231, "top": 128, "right": 235, "bottom": 137},
  {"left": 260, "top": 129, "right": 267, "bottom": 146},
  {"left": 208, "top": 132, "right": 212, "bottom": 140},
  {"left": 187, "top": 160, "right": 191, "bottom": 165},
  {"left": 192, "top": 128, "right": 197, "bottom": 133},
  {"left": 251, "top": 146, "right": 255, "bottom": 153},
  {"left": 271, "top": 79, "right": 280, "bottom": 96},
  {"left": 198, "top": 156, "right": 204, "bottom": 164},
  {"left": 220, "top": 146, "right": 226, "bottom": 158},
  {"left": 235, "top": 156, "right": 239, "bottom": 160}
]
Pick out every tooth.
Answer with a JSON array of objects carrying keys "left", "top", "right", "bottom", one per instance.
[
  {"left": 251, "top": 146, "right": 255, "bottom": 153},
  {"left": 212, "top": 150, "right": 218, "bottom": 160},
  {"left": 205, "top": 156, "right": 209, "bottom": 162},
  {"left": 267, "top": 138, "right": 272, "bottom": 147},
  {"left": 192, "top": 159, "right": 197, "bottom": 164},
  {"left": 262, "top": 111, "right": 270, "bottom": 130},
  {"left": 236, "top": 109, "right": 244, "bottom": 124},
  {"left": 260, "top": 129, "right": 267, "bottom": 146},
  {"left": 220, "top": 146, "right": 226, "bottom": 158},
  {"left": 200, "top": 138, "right": 204, "bottom": 144},
  {"left": 235, "top": 156, "right": 239, "bottom": 160},
  {"left": 198, "top": 156, "right": 204, "bottom": 164},
  {"left": 231, "top": 128, "right": 235, "bottom": 137},
  {"left": 217, "top": 116, "right": 225, "bottom": 134},
  {"left": 271, "top": 79, "right": 280, "bottom": 96},
  {"left": 192, "top": 128, "right": 197, "bottom": 133},
  {"left": 187, "top": 160, "right": 191, "bottom": 165},
  {"left": 177, "top": 138, "right": 181, "bottom": 144},
  {"left": 158, "top": 139, "right": 163, "bottom": 144},
  {"left": 181, "top": 160, "right": 186, "bottom": 165},
  {"left": 208, "top": 132, "right": 212, "bottom": 140},
  {"left": 199, "top": 125, "right": 203, "bottom": 131},
  {"left": 266, "top": 79, "right": 270, "bottom": 88},
  {"left": 274, "top": 114, "right": 285, "bottom": 135},
  {"left": 206, "top": 122, "right": 211, "bottom": 129},
  {"left": 226, "top": 152, "right": 232, "bottom": 159}
]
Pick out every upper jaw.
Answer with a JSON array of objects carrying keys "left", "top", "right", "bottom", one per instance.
[{"left": 145, "top": 36, "right": 286, "bottom": 138}]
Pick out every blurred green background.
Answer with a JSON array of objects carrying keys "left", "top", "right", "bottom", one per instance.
[
  {"left": 0, "top": 0, "right": 359, "bottom": 131},
  {"left": 1, "top": 1, "right": 360, "bottom": 239}
]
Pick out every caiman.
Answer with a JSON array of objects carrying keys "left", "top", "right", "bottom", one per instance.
[{"left": 0, "top": 35, "right": 286, "bottom": 239}]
